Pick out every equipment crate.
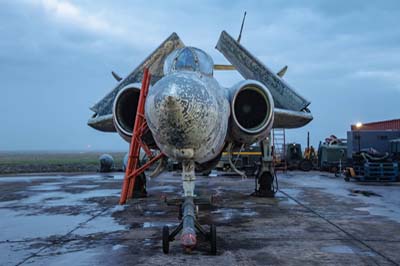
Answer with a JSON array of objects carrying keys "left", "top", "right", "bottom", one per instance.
[{"left": 352, "top": 162, "right": 398, "bottom": 182}]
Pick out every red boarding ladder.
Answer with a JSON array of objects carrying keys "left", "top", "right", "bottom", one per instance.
[{"left": 119, "top": 68, "right": 165, "bottom": 205}]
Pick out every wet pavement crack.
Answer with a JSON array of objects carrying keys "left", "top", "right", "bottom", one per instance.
[{"left": 14, "top": 206, "right": 112, "bottom": 266}]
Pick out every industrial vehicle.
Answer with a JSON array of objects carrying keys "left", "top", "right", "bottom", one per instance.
[
  {"left": 318, "top": 136, "right": 347, "bottom": 172},
  {"left": 216, "top": 144, "right": 262, "bottom": 175}
]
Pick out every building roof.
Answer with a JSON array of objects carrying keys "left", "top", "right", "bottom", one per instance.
[{"left": 351, "top": 119, "right": 400, "bottom": 131}]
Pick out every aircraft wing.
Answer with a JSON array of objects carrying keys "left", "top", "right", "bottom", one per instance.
[
  {"left": 215, "top": 30, "right": 313, "bottom": 128},
  {"left": 87, "top": 114, "right": 115, "bottom": 132},
  {"left": 215, "top": 30, "right": 310, "bottom": 111},
  {"left": 88, "top": 33, "right": 184, "bottom": 132},
  {"left": 273, "top": 108, "right": 313, "bottom": 128}
]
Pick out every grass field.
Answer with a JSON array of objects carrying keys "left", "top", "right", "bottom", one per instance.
[{"left": 0, "top": 151, "right": 126, "bottom": 174}]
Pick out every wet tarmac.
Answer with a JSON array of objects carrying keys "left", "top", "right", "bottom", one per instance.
[{"left": 1, "top": 171, "right": 399, "bottom": 265}]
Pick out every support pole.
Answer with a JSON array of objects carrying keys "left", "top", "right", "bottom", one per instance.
[
  {"left": 182, "top": 161, "right": 196, "bottom": 197},
  {"left": 181, "top": 160, "right": 197, "bottom": 249}
]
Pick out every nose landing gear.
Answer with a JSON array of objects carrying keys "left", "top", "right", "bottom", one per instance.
[
  {"left": 162, "top": 160, "right": 217, "bottom": 255},
  {"left": 162, "top": 196, "right": 217, "bottom": 255}
]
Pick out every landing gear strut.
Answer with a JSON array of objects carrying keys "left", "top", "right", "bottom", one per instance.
[
  {"left": 162, "top": 160, "right": 217, "bottom": 255},
  {"left": 252, "top": 135, "right": 277, "bottom": 198}
]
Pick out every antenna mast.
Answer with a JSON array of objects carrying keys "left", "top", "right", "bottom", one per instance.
[{"left": 237, "top": 11, "right": 247, "bottom": 43}]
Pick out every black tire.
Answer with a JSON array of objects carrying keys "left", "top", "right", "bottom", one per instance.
[
  {"left": 210, "top": 224, "right": 217, "bottom": 255},
  {"left": 299, "top": 160, "right": 313, "bottom": 172},
  {"left": 178, "top": 205, "right": 183, "bottom": 220},
  {"left": 162, "top": 226, "right": 170, "bottom": 254}
]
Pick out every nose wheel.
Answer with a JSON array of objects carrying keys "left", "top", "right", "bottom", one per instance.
[
  {"left": 162, "top": 196, "right": 217, "bottom": 255},
  {"left": 162, "top": 223, "right": 217, "bottom": 255},
  {"left": 209, "top": 224, "right": 217, "bottom": 255},
  {"left": 162, "top": 225, "right": 170, "bottom": 254}
]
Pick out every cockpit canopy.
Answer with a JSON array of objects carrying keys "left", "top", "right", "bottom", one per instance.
[{"left": 163, "top": 47, "right": 214, "bottom": 76}]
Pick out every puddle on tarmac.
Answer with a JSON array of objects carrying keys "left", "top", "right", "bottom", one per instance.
[
  {"left": 142, "top": 238, "right": 153, "bottom": 246},
  {"left": 112, "top": 244, "right": 126, "bottom": 251},
  {"left": 142, "top": 221, "right": 178, "bottom": 228},
  {"left": 0, "top": 209, "right": 89, "bottom": 240},
  {"left": 147, "top": 185, "right": 177, "bottom": 193},
  {"left": 212, "top": 207, "right": 258, "bottom": 220},
  {"left": 321, "top": 245, "right": 354, "bottom": 254},
  {"left": 144, "top": 210, "right": 166, "bottom": 216},
  {"left": 25, "top": 247, "right": 102, "bottom": 265},
  {"left": 68, "top": 185, "right": 100, "bottom": 189},
  {"left": 354, "top": 207, "right": 400, "bottom": 222},
  {"left": 274, "top": 189, "right": 303, "bottom": 206},
  {"left": 278, "top": 188, "right": 302, "bottom": 198},
  {"left": 0, "top": 181, "right": 126, "bottom": 241},
  {"left": 130, "top": 221, "right": 178, "bottom": 229},
  {"left": 0, "top": 200, "right": 19, "bottom": 208},
  {"left": 321, "top": 245, "right": 375, "bottom": 256},
  {"left": 112, "top": 174, "right": 125, "bottom": 180},
  {"left": 0, "top": 206, "right": 126, "bottom": 241},
  {"left": 19, "top": 189, "right": 120, "bottom": 207},
  {"left": 0, "top": 174, "right": 104, "bottom": 183},
  {"left": 73, "top": 215, "right": 126, "bottom": 235},
  {"left": 0, "top": 176, "right": 62, "bottom": 183},
  {"left": 29, "top": 184, "right": 62, "bottom": 191}
]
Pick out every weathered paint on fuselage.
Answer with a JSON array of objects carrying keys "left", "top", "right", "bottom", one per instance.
[{"left": 145, "top": 70, "right": 230, "bottom": 164}]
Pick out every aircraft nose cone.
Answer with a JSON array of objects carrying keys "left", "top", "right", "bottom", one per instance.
[
  {"left": 145, "top": 72, "right": 219, "bottom": 159},
  {"left": 163, "top": 95, "right": 180, "bottom": 111}
]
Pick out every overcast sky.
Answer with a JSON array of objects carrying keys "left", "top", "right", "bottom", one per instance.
[{"left": 1, "top": 0, "right": 399, "bottom": 151}]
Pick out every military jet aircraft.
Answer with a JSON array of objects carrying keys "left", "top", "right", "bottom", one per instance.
[{"left": 88, "top": 31, "right": 312, "bottom": 254}]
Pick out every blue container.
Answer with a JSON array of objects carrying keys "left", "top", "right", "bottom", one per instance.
[{"left": 357, "top": 162, "right": 399, "bottom": 182}]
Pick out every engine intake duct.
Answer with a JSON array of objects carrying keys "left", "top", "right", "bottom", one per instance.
[
  {"left": 230, "top": 80, "right": 274, "bottom": 144},
  {"left": 113, "top": 85, "right": 155, "bottom": 146}
]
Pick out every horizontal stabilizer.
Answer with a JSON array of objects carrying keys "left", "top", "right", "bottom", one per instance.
[
  {"left": 216, "top": 31, "right": 310, "bottom": 111},
  {"left": 91, "top": 33, "right": 184, "bottom": 116}
]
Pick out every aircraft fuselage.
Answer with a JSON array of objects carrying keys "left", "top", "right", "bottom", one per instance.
[{"left": 145, "top": 48, "right": 229, "bottom": 164}]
